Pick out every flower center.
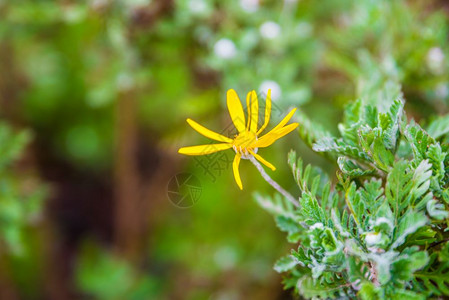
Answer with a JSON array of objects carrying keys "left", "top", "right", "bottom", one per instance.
[{"left": 232, "top": 131, "right": 258, "bottom": 158}]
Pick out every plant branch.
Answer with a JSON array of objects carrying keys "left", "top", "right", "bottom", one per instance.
[{"left": 248, "top": 155, "right": 300, "bottom": 207}]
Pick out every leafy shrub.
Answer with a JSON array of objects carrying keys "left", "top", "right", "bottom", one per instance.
[
  {"left": 257, "top": 83, "right": 449, "bottom": 299},
  {"left": 0, "top": 123, "right": 44, "bottom": 254}
]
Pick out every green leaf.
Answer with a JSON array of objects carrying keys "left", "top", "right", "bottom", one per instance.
[
  {"left": 345, "top": 182, "right": 366, "bottom": 229},
  {"left": 385, "top": 160, "right": 413, "bottom": 214},
  {"left": 426, "top": 143, "right": 446, "bottom": 184},
  {"left": 402, "top": 226, "right": 436, "bottom": 247},
  {"left": 426, "top": 199, "right": 449, "bottom": 220},
  {"left": 338, "top": 156, "right": 376, "bottom": 177},
  {"left": 364, "top": 105, "right": 379, "bottom": 129},
  {"left": 300, "top": 192, "right": 326, "bottom": 225},
  {"left": 289, "top": 151, "right": 329, "bottom": 196},
  {"left": 274, "top": 255, "right": 299, "bottom": 273},
  {"left": 440, "top": 242, "right": 449, "bottom": 263},
  {"left": 361, "top": 178, "right": 385, "bottom": 213},
  {"left": 339, "top": 99, "right": 363, "bottom": 146},
  {"left": 0, "top": 124, "right": 31, "bottom": 172},
  {"left": 388, "top": 289, "right": 425, "bottom": 300},
  {"left": 414, "top": 254, "right": 449, "bottom": 296},
  {"left": 76, "top": 245, "right": 136, "bottom": 299},
  {"left": 392, "top": 247, "right": 429, "bottom": 282},
  {"left": 313, "top": 137, "right": 373, "bottom": 162},
  {"left": 255, "top": 193, "right": 295, "bottom": 218},
  {"left": 358, "top": 281, "right": 380, "bottom": 300},
  {"left": 382, "top": 98, "right": 403, "bottom": 150},
  {"left": 296, "top": 111, "right": 331, "bottom": 149},
  {"left": 427, "top": 114, "right": 449, "bottom": 139},
  {"left": 298, "top": 276, "right": 347, "bottom": 299},
  {"left": 275, "top": 215, "right": 301, "bottom": 235},
  {"left": 391, "top": 211, "right": 428, "bottom": 249},
  {"left": 405, "top": 123, "right": 435, "bottom": 161},
  {"left": 372, "top": 135, "right": 395, "bottom": 169}
]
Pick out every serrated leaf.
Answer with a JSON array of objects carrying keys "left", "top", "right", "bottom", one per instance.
[
  {"left": 313, "top": 137, "right": 373, "bottom": 162},
  {"left": 439, "top": 242, "right": 449, "bottom": 263},
  {"left": 364, "top": 105, "right": 379, "bottom": 129},
  {"left": 385, "top": 160, "right": 413, "bottom": 214},
  {"left": 427, "top": 114, "right": 449, "bottom": 139},
  {"left": 426, "top": 143, "right": 446, "bottom": 184},
  {"left": 426, "top": 199, "right": 449, "bottom": 220},
  {"left": 338, "top": 156, "right": 375, "bottom": 177},
  {"left": 415, "top": 254, "right": 449, "bottom": 296},
  {"left": 254, "top": 193, "right": 295, "bottom": 218},
  {"left": 358, "top": 281, "right": 380, "bottom": 300},
  {"left": 345, "top": 182, "right": 366, "bottom": 229},
  {"left": 388, "top": 289, "right": 425, "bottom": 300},
  {"left": 361, "top": 178, "right": 385, "bottom": 213},
  {"left": 296, "top": 110, "right": 331, "bottom": 149},
  {"left": 274, "top": 255, "right": 299, "bottom": 273},
  {"left": 392, "top": 247, "right": 429, "bottom": 282},
  {"left": 297, "top": 276, "right": 347, "bottom": 299},
  {"left": 382, "top": 98, "right": 403, "bottom": 150},
  {"left": 391, "top": 211, "right": 428, "bottom": 249},
  {"left": 405, "top": 124, "right": 435, "bottom": 161},
  {"left": 0, "top": 124, "right": 31, "bottom": 172},
  {"left": 300, "top": 192, "right": 326, "bottom": 225},
  {"left": 276, "top": 215, "right": 301, "bottom": 235},
  {"left": 372, "top": 135, "right": 395, "bottom": 169}
]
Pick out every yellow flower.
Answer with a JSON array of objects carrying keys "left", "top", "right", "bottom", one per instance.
[{"left": 178, "top": 89, "right": 299, "bottom": 190}]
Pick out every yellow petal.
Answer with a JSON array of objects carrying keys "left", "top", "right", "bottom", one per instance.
[
  {"left": 233, "top": 154, "right": 243, "bottom": 190},
  {"left": 257, "top": 89, "right": 271, "bottom": 135},
  {"left": 186, "top": 118, "right": 233, "bottom": 143},
  {"left": 249, "top": 90, "right": 258, "bottom": 133},
  {"left": 227, "top": 89, "right": 246, "bottom": 133},
  {"left": 178, "top": 143, "right": 232, "bottom": 155},
  {"left": 255, "top": 123, "right": 299, "bottom": 148},
  {"left": 255, "top": 107, "right": 297, "bottom": 145},
  {"left": 249, "top": 150, "right": 276, "bottom": 171},
  {"left": 271, "top": 108, "right": 297, "bottom": 132},
  {"left": 246, "top": 91, "right": 252, "bottom": 131}
]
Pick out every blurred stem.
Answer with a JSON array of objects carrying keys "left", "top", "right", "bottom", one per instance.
[
  {"left": 248, "top": 156, "right": 299, "bottom": 207},
  {"left": 114, "top": 91, "right": 141, "bottom": 261},
  {"left": 0, "top": 249, "right": 19, "bottom": 300},
  {"left": 42, "top": 217, "right": 70, "bottom": 300},
  {"left": 0, "top": 38, "right": 25, "bottom": 122},
  {"left": 113, "top": 0, "right": 174, "bottom": 263}
]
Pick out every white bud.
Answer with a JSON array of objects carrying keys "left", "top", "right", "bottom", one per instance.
[
  {"left": 240, "top": 0, "right": 259, "bottom": 13},
  {"left": 188, "top": 0, "right": 207, "bottom": 14},
  {"left": 214, "top": 38, "right": 237, "bottom": 59},
  {"left": 116, "top": 72, "right": 134, "bottom": 92},
  {"left": 310, "top": 222, "right": 324, "bottom": 230},
  {"left": 260, "top": 21, "right": 281, "bottom": 39},
  {"left": 427, "top": 47, "right": 445, "bottom": 74},
  {"left": 259, "top": 80, "right": 282, "bottom": 101},
  {"left": 436, "top": 83, "right": 449, "bottom": 99},
  {"left": 365, "top": 232, "right": 382, "bottom": 246}
]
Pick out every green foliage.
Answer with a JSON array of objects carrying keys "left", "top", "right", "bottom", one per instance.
[
  {"left": 0, "top": 125, "right": 31, "bottom": 172},
  {"left": 257, "top": 84, "right": 449, "bottom": 298},
  {"left": 0, "top": 123, "right": 45, "bottom": 254},
  {"left": 75, "top": 243, "right": 162, "bottom": 300},
  {"left": 3, "top": 0, "right": 449, "bottom": 298}
]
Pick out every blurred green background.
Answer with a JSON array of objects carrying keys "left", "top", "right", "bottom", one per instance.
[{"left": 0, "top": 0, "right": 448, "bottom": 299}]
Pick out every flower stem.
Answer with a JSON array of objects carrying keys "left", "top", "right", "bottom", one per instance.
[{"left": 248, "top": 156, "right": 300, "bottom": 207}]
